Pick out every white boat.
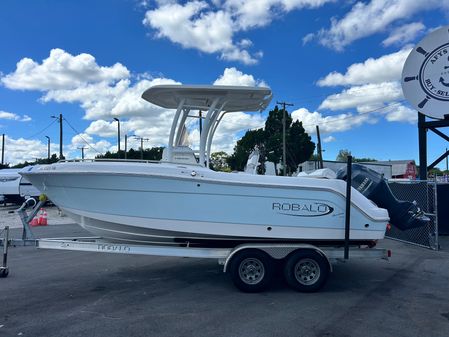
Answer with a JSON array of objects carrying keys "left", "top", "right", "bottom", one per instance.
[
  {"left": 0, "top": 168, "right": 40, "bottom": 204},
  {"left": 21, "top": 85, "right": 389, "bottom": 247}
]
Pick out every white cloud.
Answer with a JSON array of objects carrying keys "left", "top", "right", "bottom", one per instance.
[
  {"left": 383, "top": 104, "right": 417, "bottom": 123},
  {"left": 316, "top": 48, "right": 418, "bottom": 126},
  {"left": 1, "top": 49, "right": 272, "bottom": 159},
  {"left": 317, "top": 48, "right": 411, "bottom": 87},
  {"left": 382, "top": 22, "right": 425, "bottom": 47},
  {"left": 311, "top": 0, "right": 449, "bottom": 50},
  {"left": 1, "top": 48, "right": 129, "bottom": 90},
  {"left": 42, "top": 77, "right": 179, "bottom": 120},
  {"left": 85, "top": 120, "right": 119, "bottom": 138},
  {"left": 323, "top": 135, "right": 335, "bottom": 143},
  {"left": 291, "top": 107, "right": 372, "bottom": 134},
  {"left": 0, "top": 110, "right": 32, "bottom": 122},
  {"left": 143, "top": 0, "right": 333, "bottom": 64},
  {"left": 69, "top": 133, "right": 112, "bottom": 159},
  {"left": 1, "top": 136, "right": 47, "bottom": 165},
  {"left": 213, "top": 67, "right": 267, "bottom": 86},
  {"left": 319, "top": 82, "right": 403, "bottom": 111},
  {"left": 223, "top": 0, "right": 332, "bottom": 30}
]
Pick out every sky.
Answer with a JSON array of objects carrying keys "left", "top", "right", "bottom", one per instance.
[{"left": 0, "top": 0, "right": 448, "bottom": 167}]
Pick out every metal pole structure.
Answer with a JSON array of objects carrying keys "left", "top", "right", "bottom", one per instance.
[
  {"left": 45, "top": 136, "right": 50, "bottom": 159},
  {"left": 276, "top": 101, "right": 293, "bottom": 176},
  {"left": 113, "top": 118, "right": 121, "bottom": 156},
  {"left": 141, "top": 138, "right": 143, "bottom": 159},
  {"left": 59, "top": 113, "right": 63, "bottom": 159},
  {"left": 1, "top": 133, "right": 4, "bottom": 165},
  {"left": 124, "top": 134, "right": 128, "bottom": 160},
  {"left": 446, "top": 148, "right": 449, "bottom": 174},
  {"left": 418, "top": 112, "right": 427, "bottom": 180},
  {"left": 78, "top": 147, "right": 87, "bottom": 160},
  {"left": 344, "top": 155, "right": 353, "bottom": 259},
  {"left": 316, "top": 125, "right": 323, "bottom": 169},
  {"left": 132, "top": 136, "right": 149, "bottom": 160},
  {"left": 199, "top": 110, "right": 203, "bottom": 135}
]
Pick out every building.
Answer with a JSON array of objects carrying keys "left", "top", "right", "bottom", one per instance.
[
  {"left": 372, "top": 160, "right": 417, "bottom": 179},
  {"left": 297, "top": 159, "right": 417, "bottom": 180}
]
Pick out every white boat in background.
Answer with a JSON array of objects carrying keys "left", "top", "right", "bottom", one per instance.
[
  {"left": 0, "top": 168, "right": 40, "bottom": 204},
  {"left": 21, "top": 85, "right": 389, "bottom": 247}
]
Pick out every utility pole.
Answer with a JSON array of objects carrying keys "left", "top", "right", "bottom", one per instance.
[
  {"left": 133, "top": 136, "right": 150, "bottom": 160},
  {"left": 45, "top": 136, "right": 50, "bottom": 159},
  {"left": 113, "top": 118, "right": 121, "bottom": 156},
  {"left": 78, "top": 146, "right": 87, "bottom": 160},
  {"left": 276, "top": 101, "right": 293, "bottom": 176},
  {"left": 124, "top": 134, "right": 128, "bottom": 160},
  {"left": 1, "top": 133, "right": 4, "bottom": 165},
  {"left": 59, "top": 113, "right": 63, "bottom": 159},
  {"left": 316, "top": 125, "right": 324, "bottom": 169},
  {"left": 52, "top": 114, "right": 63, "bottom": 159}
]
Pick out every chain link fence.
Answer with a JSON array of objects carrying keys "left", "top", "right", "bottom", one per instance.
[{"left": 386, "top": 180, "right": 439, "bottom": 250}]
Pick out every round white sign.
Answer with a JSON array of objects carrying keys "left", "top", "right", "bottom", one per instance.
[{"left": 402, "top": 26, "right": 449, "bottom": 119}]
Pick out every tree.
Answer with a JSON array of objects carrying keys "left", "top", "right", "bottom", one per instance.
[
  {"left": 264, "top": 106, "right": 293, "bottom": 165},
  {"left": 12, "top": 153, "right": 60, "bottom": 168},
  {"left": 210, "top": 151, "right": 231, "bottom": 172},
  {"left": 335, "top": 149, "right": 377, "bottom": 163},
  {"left": 355, "top": 157, "right": 377, "bottom": 163},
  {"left": 96, "top": 147, "right": 164, "bottom": 161},
  {"left": 287, "top": 120, "right": 315, "bottom": 171},
  {"left": 228, "top": 106, "right": 315, "bottom": 174},
  {"left": 227, "top": 128, "right": 265, "bottom": 171},
  {"left": 336, "top": 149, "right": 351, "bottom": 162}
]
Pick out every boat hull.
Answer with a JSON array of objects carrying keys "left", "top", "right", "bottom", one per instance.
[{"left": 21, "top": 162, "right": 389, "bottom": 246}]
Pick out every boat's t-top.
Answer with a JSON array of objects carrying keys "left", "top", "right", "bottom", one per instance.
[{"left": 142, "top": 85, "right": 272, "bottom": 167}]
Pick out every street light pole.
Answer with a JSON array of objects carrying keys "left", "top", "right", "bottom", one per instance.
[
  {"left": 113, "top": 118, "right": 121, "bottom": 156},
  {"left": 124, "top": 134, "right": 128, "bottom": 159},
  {"left": 1, "top": 134, "right": 4, "bottom": 165},
  {"left": 45, "top": 136, "right": 50, "bottom": 159}
]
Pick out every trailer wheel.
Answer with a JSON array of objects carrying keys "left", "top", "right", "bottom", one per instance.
[
  {"left": 284, "top": 250, "right": 329, "bottom": 292},
  {"left": 229, "top": 249, "right": 274, "bottom": 293}
]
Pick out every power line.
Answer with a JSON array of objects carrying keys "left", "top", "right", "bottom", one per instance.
[
  {"left": 24, "top": 118, "right": 58, "bottom": 139},
  {"left": 62, "top": 117, "right": 101, "bottom": 154},
  {"left": 300, "top": 101, "right": 405, "bottom": 129}
]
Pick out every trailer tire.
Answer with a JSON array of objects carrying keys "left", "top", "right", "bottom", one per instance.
[
  {"left": 229, "top": 249, "right": 274, "bottom": 293},
  {"left": 284, "top": 250, "right": 329, "bottom": 292}
]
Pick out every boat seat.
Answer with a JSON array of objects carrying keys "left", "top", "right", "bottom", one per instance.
[{"left": 162, "top": 146, "right": 198, "bottom": 165}]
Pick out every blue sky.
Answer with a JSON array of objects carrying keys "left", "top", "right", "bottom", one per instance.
[{"left": 0, "top": 0, "right": 448, "bottom": 167}]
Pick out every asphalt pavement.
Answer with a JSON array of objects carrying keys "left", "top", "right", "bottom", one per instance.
[{"left": 1, "top": 223, "right": 449, "bottom": 337}]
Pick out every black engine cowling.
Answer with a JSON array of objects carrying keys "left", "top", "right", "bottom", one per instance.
[{"left": 336, "top": 164, "right": 429, "bottom": 231}]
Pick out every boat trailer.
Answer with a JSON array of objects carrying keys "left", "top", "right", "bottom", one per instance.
[{"left": 1, "top": 197, "right": 390, "bottom": 292}]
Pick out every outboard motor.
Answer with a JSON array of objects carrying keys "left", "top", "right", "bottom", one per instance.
[{"left": 336, "top": 164, "right": 429, "bottom": 230}]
